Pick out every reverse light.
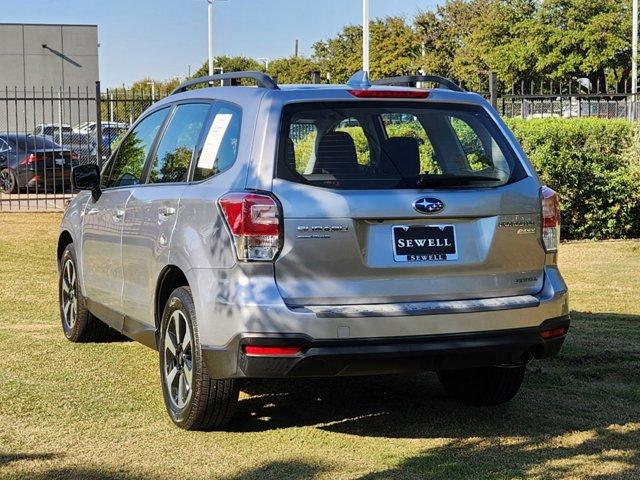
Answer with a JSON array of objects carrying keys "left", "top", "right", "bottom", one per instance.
[
  {"left": 347, "top": 89, "right": 429, "bottom": 99},
  {"left": 243, "top": 345, "right": 302, "bottom": 356},
  {"left": 218, "top": 192, "right": 282, "bottom": 262},
  {"left": 540, "top": 327, "right": 568, "bottom": 339},
  {"left": 541, "top": 186, "right": 560, "bottom": 252}
]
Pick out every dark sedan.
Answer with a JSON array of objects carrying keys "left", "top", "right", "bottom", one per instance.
[{"left": 0, "top": 134, "right": 78, "bottom": 194}]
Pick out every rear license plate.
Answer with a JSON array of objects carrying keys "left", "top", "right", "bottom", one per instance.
[
  {"left": 393, "top": 225, "right": 458, "bottom": 262},
  {"left": 55, "top": 158, "right": 65, "bottom": 166}
]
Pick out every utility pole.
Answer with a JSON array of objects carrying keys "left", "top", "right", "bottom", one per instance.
[
  {"left": 362, "top": 0, "right": 370, "bottom": 74},
  {"left": 208, "top": 0, "right": 214, "bottom": 76},
  {"left": 633, "top": 0, "right": 638, "bottom": 120}
]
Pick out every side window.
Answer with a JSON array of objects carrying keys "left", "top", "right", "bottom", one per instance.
[
  {"left": 193, "top": 103, "right": 242, "bottom": 182},
  {"left": 334, "top": 117, "right": 370, "bottom": 165},
  {"left": 147, "top": 103, "right": 211, "bottom": 184},
  {"left": 103, "top": 108, "right": 168, "bottom": 188},
  {"left": 381, "top": 113, "right": 440, "bottom": 174}
]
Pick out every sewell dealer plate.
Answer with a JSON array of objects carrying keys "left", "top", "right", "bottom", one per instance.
[{"left": 392, "top": 225, "right": 458, "bottom": 262}]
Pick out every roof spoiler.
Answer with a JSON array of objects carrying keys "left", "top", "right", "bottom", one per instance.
[{"left": 373, "top": 75, "right": 464, "bottom": 92}]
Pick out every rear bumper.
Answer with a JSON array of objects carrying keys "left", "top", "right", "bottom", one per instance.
[
  {"left": 21, "top": 168, "right": 73, "bottom": 191},
  {"left": 203, "top": 315, "right": 569, "bottom": 378},
  {"left": 191, "top": 265, "right": 569, "bottom": 379}
]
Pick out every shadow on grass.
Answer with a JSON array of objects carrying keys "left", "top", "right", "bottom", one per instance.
[
  {"left": 0, "top": 452, "right": 60, "bottom": 467},
  {"left": 13, "top": 460, "right": 326, "bottom": 480},
  {"left": 225, "top": 310, "right": 640, "bottom": 478}
]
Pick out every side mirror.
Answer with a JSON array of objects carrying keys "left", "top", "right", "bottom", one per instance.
[{"left": 72, "top": 164, "right": 102, "bottom": 201}]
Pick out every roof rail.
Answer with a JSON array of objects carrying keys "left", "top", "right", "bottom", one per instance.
[
  {"left": 373, "top": 75, "right": 464, "bottom": 92},
  {"left": 170, "top": 71, "right": 279, "bottom": 95}
]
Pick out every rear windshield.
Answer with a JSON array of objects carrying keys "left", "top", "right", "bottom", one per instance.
[{"left": 278, "top": 102, "right": 524, "bottom": 189}]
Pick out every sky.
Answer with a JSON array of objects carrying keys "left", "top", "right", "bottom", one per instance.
[{"left": 0, "top": 0, "right": 440, "bottom": 87}]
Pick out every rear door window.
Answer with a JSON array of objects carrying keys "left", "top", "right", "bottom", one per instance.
[
  {"left": 147, "top": 103, "right": 211, "bottom": 184},
  {"left": 279, "top": 102, "right": 523, "bottom": 189}
]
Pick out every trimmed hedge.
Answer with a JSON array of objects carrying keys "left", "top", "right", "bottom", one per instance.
[{"left": 506, "top": 118, "right": 640, "bottom": 240}]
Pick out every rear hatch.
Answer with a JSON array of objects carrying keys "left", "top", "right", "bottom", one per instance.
[{"left": 271, "top": 100, "right": 545, "bottom": 306}]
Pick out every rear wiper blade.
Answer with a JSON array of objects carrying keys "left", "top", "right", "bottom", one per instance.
[{"left": 415, "top": 174, "right": 502, "bottom": 187}]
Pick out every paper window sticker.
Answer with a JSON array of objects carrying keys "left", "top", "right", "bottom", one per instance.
[{"left": 198, "top": 113, "right": 233, "bottom": 170}]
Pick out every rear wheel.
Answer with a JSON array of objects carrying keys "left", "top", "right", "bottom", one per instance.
[
  {"left": 59, "top": 244, "right": 114, "bottom": 342},
  {"left": 0, "top": 168, "right": 18, "bottom": 194},
  {"left": 437, "top": 365, "right": 526, "bottom": 406},
  {"left": 159, "top": 286, "right": 239, "bottom": 430}
]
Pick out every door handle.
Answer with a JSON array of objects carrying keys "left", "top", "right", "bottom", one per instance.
[
  {"left": 113, "top": 209, "right": 125, "bottom": 221},
  {"left": 158, "top": 206, "right": 176, "bottom": 217}
]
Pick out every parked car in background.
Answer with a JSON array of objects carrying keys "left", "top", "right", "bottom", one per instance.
[
  {"left": 35, "top": 124, "right": 91, "bottom": 163},
  {"left": 59, "top": 70, "right": 569, "bottom": 431},
  {"left": 0, "top": 133, "right": 77, "bottom": 194},
  {"left": 72, "top": 122, "right": 128, "bottom": 160},
  {"left": 73, "top": 121, "right": 128, "bottom": 134}
]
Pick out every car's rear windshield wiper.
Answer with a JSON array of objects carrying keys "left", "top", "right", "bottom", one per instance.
[{"left": 413, "top": 174, "right": 502, "bottom": 188}]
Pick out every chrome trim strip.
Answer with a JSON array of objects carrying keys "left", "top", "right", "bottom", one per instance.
[{"left": 300, "top": 295, "right": 540, "bottom": 319}]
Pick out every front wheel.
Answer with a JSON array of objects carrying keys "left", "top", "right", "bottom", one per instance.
[
  {"left": 437, "top": 365, "right": 526, "bottom": 406},
  {"left": 159, "top": 286, "right": 239, "bottom": 430}
]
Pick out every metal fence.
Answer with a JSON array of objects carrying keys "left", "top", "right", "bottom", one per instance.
[
  {"left": 0, "top": 83, "right": 156, "bottom": 212},
  {"left": 3, "top": 74, "right": 640, "bottom": 212}
]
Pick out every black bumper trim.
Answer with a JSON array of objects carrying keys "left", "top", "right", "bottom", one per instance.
[{"left": 202, "top": 315, "right": 570, "bottom": 379}]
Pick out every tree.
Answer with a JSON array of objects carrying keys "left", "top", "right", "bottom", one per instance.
[
  {"left": 313, "top": 17, "right": 420, "bottom": 83},
  {"left": 267, "top": 56, "right": 321, "bottom": 84},
  {"left": 191, "top": 55, "right": 265, "bottom": 79},
  {"left": 534, "top": 0, "right": 631, "bottom": 89}
]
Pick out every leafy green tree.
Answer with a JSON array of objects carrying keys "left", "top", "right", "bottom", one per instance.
[
  {"left": 267, "top": 56, "right": 321, "bottom": 84},
  {"left": 191, "top": 55, "right": 265, "bottom": 79},
  {"left": 534, "top": 0, "right": 631, "bottom": 89},
  {"left": 313, "top": 17, "right": 420, "bottom": 83}
]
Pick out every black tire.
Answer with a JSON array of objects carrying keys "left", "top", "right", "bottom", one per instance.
[
  {"left": 159, "top": 286, "right": 239, "bottom": 430},
  {"left": 437, "top": 365, "right": 526, "bottom": 406},
  {"left": 0, "top": 168, "right": 18, "bottom": 194},
  {"left": 59, "top": 243, "right": 114, "bottom": 342}
]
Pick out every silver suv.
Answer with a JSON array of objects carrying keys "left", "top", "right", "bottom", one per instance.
[{"left": 58, "top": 71, "right": 569, "bottom": 430}]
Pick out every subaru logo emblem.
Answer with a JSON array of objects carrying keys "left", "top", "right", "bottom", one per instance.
[{"left": 413, "top": 197, "right": 444, "bottom": 214}]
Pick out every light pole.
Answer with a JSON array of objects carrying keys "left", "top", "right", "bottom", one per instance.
[
  {"left": 362, "top": 0, "right": 370, "bottom": 74},
  {"left": 146, "top": 81, "right": 155, "bottom": 101},
  {"left": 207, "top": 0, "right": 228, "bottom": 77},
  {"left": 633, "top": 0, "right": 638, "bottom": 120},
  {"left": 257, "top": 57, "right": 270, "bottom": 70}
]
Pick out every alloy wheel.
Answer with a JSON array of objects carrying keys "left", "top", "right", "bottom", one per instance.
[
  {"left": 61, "top": 258, "right": 78, "bottom": 330},
  {"left": 163, "top": 310, "right": 193, "bottom": 410}
]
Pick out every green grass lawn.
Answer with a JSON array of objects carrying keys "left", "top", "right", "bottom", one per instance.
[{"left": 1, "top": 213, "right": 639, "bottom": 480}]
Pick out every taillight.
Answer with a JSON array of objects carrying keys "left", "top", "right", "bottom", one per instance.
[
  {"left": 218, "top": 192, "right": 282, "bottom": 261},
  {"left": 541, "top": 186, "right": 560, "bottom": 252},
  {"left": 347, "top": 89, "right": 429, "bottom": 99},
  {"left": 70, "top": 152, "right": 79, "bottom": 161},
  {"left": 20, "top": 153, "right": 45, "bottom": 165}
]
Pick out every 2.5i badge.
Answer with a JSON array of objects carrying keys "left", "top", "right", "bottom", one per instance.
[{"left": 392, "top": 225, "right": 458, "bottom": 262}]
